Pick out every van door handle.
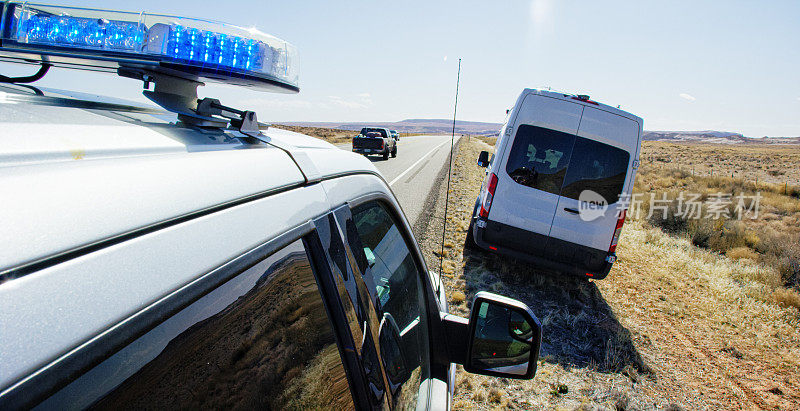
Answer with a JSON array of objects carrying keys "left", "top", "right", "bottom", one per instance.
[{"left": 563, "top": 207, "right": 580, "bottom": 214}]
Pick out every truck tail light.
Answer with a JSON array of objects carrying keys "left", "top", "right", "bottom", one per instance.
[
  {"left": 479, "top": 173, "right": 498, "bottom": 218},
  {"left": 608, "top": 209, "right": 627, "bottom": 253}
]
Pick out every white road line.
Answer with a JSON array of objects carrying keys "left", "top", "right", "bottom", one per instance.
[{"left": 389, "top": 140, "right": 451, "bottom": 186}]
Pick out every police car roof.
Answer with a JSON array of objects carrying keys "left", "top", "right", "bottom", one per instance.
[{"left": 0, "top": 83, "right": 379, "bottom": 277}]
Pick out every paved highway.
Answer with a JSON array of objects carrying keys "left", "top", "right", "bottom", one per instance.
[{"left": 338, "top": 135, "right": 459, "bottom": 226}]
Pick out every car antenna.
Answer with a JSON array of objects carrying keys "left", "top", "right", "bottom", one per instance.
[{"left": 437, "top": 58, "right": 461, "bottom": 297}]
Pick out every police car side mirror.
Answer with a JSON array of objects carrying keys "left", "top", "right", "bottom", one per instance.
[
  {"left": 439, "top": 292, "right": 541, "bottom": 379},
  {"left": 477, "top": 151, "right": 490, "bottom": 167},
  {"left": 465, "top": 292, "right": 541, "bottom": 378}
]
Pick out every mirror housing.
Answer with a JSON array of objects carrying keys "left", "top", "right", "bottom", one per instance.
[
  {"left": 438, "top": 292, "right": 541, "bottom": 379},
  {"left": 477, "top": 151, "right": 490, "bottom": 167}
]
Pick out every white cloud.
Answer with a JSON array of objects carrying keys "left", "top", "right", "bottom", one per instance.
[
  {"left": 328, "top": 95, "right": 368, "bottom": 109},
  {"left": 679, "top": 93, "right": 696, "bottom": 102},
  {"left": 356, "top": 93, "right": 373, "bottom": 105}
]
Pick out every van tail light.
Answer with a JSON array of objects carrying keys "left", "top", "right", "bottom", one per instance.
[
  {"left": 479, "top": 173, "right": 498, "bottom": 218},
  {"left": 608, "top": 209, "right": 627, "bottom": 253},
  {"left": 571, "top": 96, "right": 599, "bottom": 105}
]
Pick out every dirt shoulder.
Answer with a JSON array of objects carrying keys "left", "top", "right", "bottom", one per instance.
[{"left": 415, "top": 137, "right": 800, "bottom": 410}]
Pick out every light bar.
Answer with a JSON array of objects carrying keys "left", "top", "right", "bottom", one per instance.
[{"left": 0, "top": 2, "right": 299, "bottom": 91}]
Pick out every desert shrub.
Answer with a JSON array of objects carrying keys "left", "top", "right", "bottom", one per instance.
[
  {"left": 670, "top": 169, "right": 691, "bottom": 179},
  {"left": 789, "top": 185, "right": 800, "bottom": 199},
  {"left": 646, "top": 197, "right": 688, "bottom": 234},
  {"left": 487, "top": 389, "right": 503, "bottom": 404},
  {"left": 689, "top": 220, "right": 714, "bottom": 249},
  {"left": 450, "top": 290, "right": 466, "bottom": 304},
  {"left": 644, "top": 228, "right": 663, "bottom": 244},
  {"left": 706, "top": 221, "right": 748, "bottom": 253},
  {"left": 772, "top": 287, "right": 800, "bottom": 310},
  {"left": 743, "top": 230, "right": 760, "bottom": 249},
  {"left": 727, "top": 246, "right": 759, "bottom": 262},
  {"left": 777, "top": 254, "right": 800, "bottom": 289},
  {"left": 753, "top": 229, "right": 786, "bottom": 256},
  {"left": 730, "top": 265, "right": 782, "bottom": 289}
]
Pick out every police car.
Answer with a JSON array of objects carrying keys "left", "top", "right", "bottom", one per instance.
[{"left": 0, "top": 2, "right": 541, "bottom": 409}]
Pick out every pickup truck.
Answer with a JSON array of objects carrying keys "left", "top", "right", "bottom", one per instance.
[{"left": 352, "top": 127, "right": 397, "bottom": 159}]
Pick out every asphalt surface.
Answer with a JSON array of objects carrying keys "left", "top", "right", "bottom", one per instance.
[{"left": 338, "top": 135, "right": 459, "bottom": 226}]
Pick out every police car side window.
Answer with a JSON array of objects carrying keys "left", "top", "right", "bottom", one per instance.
[
  {"left": 350, "top": 201, "right": 431, "bottom": 408},
  {"left": 40, "top": 240, "right": 355, "bottom": 410}
]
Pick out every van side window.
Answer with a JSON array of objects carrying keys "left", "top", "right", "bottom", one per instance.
[
  {"left": 350, "top": 201, "right": 431, "bottom": 408},
  {"left": 505, "top": 124, "right": 575, "bottom": 195},
  {"left": 40, "top": 240, "right": 355, "bottom": 410},
  {"left": 560, "top": 137, "right": 630, "bottom": 204}
]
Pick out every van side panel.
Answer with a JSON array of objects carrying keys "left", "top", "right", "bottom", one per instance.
[
  {"left": 489, "top": 94, "right": 584, "bottom": 249},
  {"left": 548, "top": 107, "right": 641, "bottom": 251}
]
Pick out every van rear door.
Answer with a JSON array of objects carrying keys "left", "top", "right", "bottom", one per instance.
[
  {"left": 548, "top": 107, "right": 640, "bottom": 265},
  {"left": 488, "top": 94, "right": 583, "bottom": 255}
]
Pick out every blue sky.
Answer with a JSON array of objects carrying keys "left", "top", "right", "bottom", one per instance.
[{"left": 2, "top": 0, "right": 798, "bottom": 136}]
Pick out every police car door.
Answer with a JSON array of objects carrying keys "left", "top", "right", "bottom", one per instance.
[{"left": 332, "top": 201, "right": 434, "bottom": 409}]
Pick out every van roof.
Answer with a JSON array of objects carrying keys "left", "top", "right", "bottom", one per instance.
[
  {"left": 0, "top": 84, "right": 379, "bottom": 277},
  {"left": 522, "top": 88, "right": 643, "bottom": 124}
]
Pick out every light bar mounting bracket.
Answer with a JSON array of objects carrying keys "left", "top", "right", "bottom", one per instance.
[{"left": 118, "top": 67, "right": 266, "bottom": 133}]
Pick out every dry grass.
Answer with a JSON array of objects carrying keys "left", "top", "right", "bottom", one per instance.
[
  {"left": 270, "top": 124, "right": 356, "bottom": 144},
  {"left": 417, "top": 137, "right": 800, "bottom": 410},
  {"left": 475, "top": 136, "right": 497, "bottom": 146},
  {"left": 641, "top": 141, "right": 800, "bottom": 186},
  {"left": 635, "top": 143, "right": 800, "bottom": 308}
]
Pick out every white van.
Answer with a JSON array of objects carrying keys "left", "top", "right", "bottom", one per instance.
[{"left": 468, "top": 89, "right": 643, "bottom": 280}]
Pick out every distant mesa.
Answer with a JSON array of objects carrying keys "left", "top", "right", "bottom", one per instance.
[
  {"left": 277, "top": 120, "right": 800, "bottom": 143},
  {"left": 641, "top": 131, "right": 799, "bottom": 144},
  {"left": 276, "top": 119, "right": 504, "bottom": 137}
]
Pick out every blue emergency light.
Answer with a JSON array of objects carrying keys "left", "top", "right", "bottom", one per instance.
[{"left": 0, "top": 2, "right": 299, "bottom": 92}]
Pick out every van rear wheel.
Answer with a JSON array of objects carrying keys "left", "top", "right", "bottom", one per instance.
[
  {"left": 464, "top": 219, "right": 479, "bottom": 251},
  {"left": 464, "top": 199, "right": 480, "bottom": 252}
]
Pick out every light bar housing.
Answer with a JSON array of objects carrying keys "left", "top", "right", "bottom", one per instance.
[{"left": 0, "top": 2, "right": 299, "bottom": 92}]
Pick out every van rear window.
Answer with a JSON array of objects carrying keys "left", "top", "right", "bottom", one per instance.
[
  {"left": 505, "top": 124, "right": 630, "bottom": 204},
  {"left": 505, "top": 125, "right": 575, "bottom": 195},
  {"left": 560, "top": 138, "right": 629, "bottom": 204}
]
